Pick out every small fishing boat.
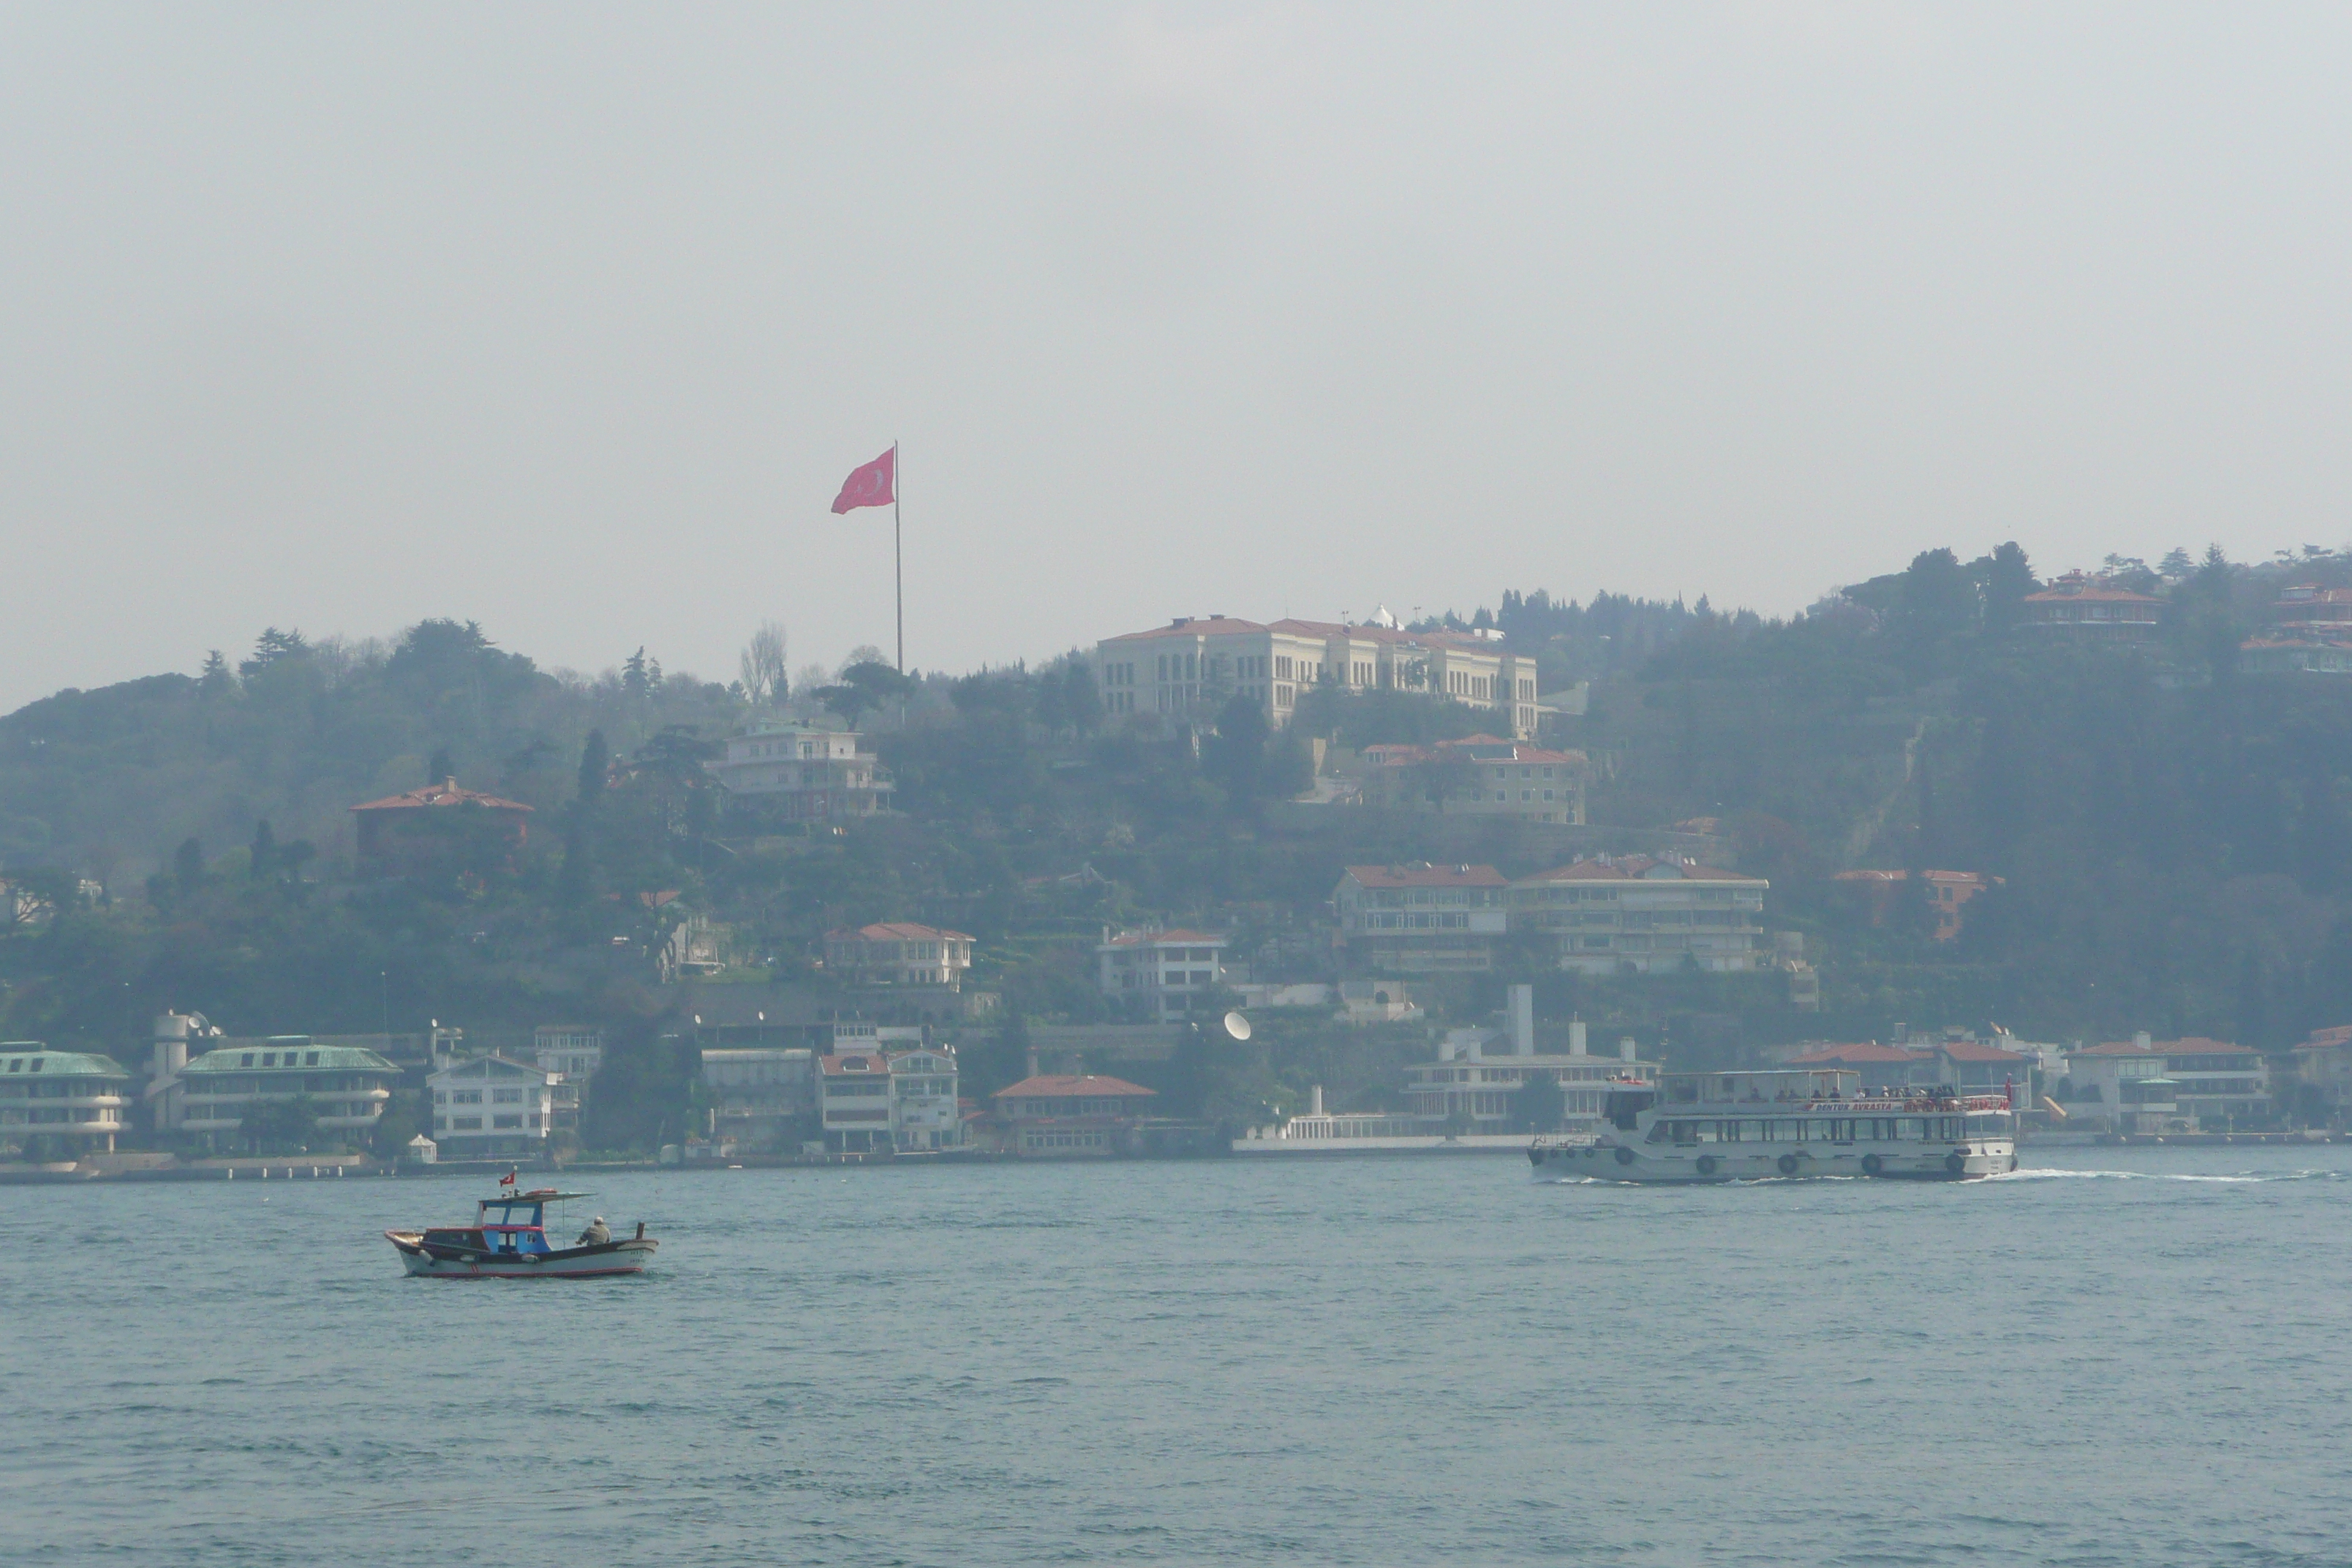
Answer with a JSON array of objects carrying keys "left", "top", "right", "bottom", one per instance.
[{"left": 384, "top": 1187, "right": 657, "bottom": 1278}]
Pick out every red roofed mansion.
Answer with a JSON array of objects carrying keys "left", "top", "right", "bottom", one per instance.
[
  {"left": 1509, "top": 855, "right": 1768, "bottom": 974},
  {"left": 1096, "top": 614, "right": 1541, "bottom": 739},
  {"left": 824, "top": 923, "right": 974, "bottom": 990},
  {"left": 990, "top": 1073, "right": 1158, "bottom": 1157},
  {"left": 2021, "top": 572, "right": 2161, "bottom": 641},
  {"left": 350, "top": 778, "right": 532, "bottom": 875}
]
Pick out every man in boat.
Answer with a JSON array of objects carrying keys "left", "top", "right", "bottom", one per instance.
[{"left": 577, "top": 1215, "right": 610, "bottom": 1247}]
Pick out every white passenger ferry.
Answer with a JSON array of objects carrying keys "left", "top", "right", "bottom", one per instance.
[{"left": 1529, "top": 1068, "right": 2019, "bottom": 1182}]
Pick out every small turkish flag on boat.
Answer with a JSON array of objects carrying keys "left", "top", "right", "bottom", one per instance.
[
  {"left": 831, "top": 447, "right": 896, "bottom": 514},
  {"left": 500, "top": 1169, "right": 516, "bottom": 1188}
]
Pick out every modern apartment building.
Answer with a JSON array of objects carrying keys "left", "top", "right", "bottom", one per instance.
[
  {"left": 2061, "top": 1035, "right": 2271, "bottom": 1132},
  {"left": 700, "top": 1047, "right": 815, "bottom": 1152},
  {"left": 428, "top": 1055, "right": 559, "bottom": 1158},
  {"left": 1096, "top": 927, "right": 1229, "bottom": 1021},
  {"left": 0, "top": 1044, "right": 132, "bottom": 1153},
  {"left": 1333, "top": 863, "right": 1509, "bottom": 973},
  {"left": 1096, "top": 615, "right": 1541, "bottom": 739},
  {"left": 1509, "top": 855, "right": 1768, "bottom": 974},
  {"left": 177, "top": 1038, "right": 402, "bottom": 1147}
]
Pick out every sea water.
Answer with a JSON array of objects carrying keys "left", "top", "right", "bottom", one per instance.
[{"left": 4, "top": 1145, "right": 2350, "bottom": 1566}]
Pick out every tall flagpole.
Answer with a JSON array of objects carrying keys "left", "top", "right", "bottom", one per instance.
[{"left": 894, "top": 440, "right": 903, "bottom": 674}]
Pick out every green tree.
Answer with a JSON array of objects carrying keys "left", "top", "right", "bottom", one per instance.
[
  {"left": 243, "top": 1096, "right": 320, "bottom": 1155},
  {"left": 249, "top": 819, "right": 276, "bottom": 880},
  {"left": 817, "top": 661, "right": 915, "bottom": 728},
  {"left": 1889, "top": 548, "right": 1976, "bottom": 679},
  {"left": 1984, "top": 541, "right": 2036, "bottom": 633},
  {"left": 1203, "top": 694, "right": 1271, "bottom": 807}
]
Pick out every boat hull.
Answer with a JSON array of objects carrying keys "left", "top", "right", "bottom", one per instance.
[
  {"left": 1531, "top": 1140, "right": 2018, "bottom": 1183},
  {"left": 385, "top": 1231, "right": 657, "bottom": 1278}
]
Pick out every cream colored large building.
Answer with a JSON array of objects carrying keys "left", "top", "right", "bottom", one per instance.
[
  {"left": 1509, "top": 855, "right": 1768, "bottom": 974},
  {"left": 1096, "top": 616, "right": 1540, "bottom": 740}
]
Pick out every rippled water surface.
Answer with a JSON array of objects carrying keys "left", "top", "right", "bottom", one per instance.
[{"left": 6, "top": 1145, "right": 2352, "bottom": 1565}]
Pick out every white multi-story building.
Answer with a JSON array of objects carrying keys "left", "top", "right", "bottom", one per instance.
[
  {"left": 1096, "top": 927, "right": 1229, "bottom": 1022},
  {"left": 176, "top": 1038, "right": 401, "bottom": 1147},
  {"left": 817, "top": 1049, "right": 894, "bottom": 1153},
  {"left": 1334, "top": 863, "right": 1510, "bottom": 973},
  {"left": 702, "top": 717, "right": 892, "bottom": 821},
  {"left": 0, "top": 1044, "right": 132, "bottom": 1153},
  {"left": 1509, "top": 855, "right": 1768, "bottom": 974},
  {"left": 429, "top": 1055, "right": 558, "bottom": 1157},
  {"left": 887, "top": 1045, "right": 961, "bottom": 1151},
  {"left": 1096, "top": 615, "right": 1541, "bottom": 740},
  {"left": 532, "top": 1025, "right": 603, "bottom": 1082},
  {"left": 2062, "top": 1035, "right": 2269, "bottom": 1132}
]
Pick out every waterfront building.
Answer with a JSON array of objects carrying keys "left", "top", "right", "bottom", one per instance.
[
  {"left": 1096, "top": 927, "right": 1229, "bottom": 1022},
  {"left": 817, "top": 1049, "right": 894, "bottom": 1153},
  {"left": 1095, "top": 614, "right": 1541, "bottom": 739},
  {"left": 701, "top": 717, "right": 892, "bottom": 821},
  {"left": 990, "top": 1074, "right": 1158, "bottom": 1156},
  {"left": 428, "top": 1055, "right": 558, "bottom": 1157},
  {"left": 824, "top": 922, "right": 975, "bottom": 990},
  {"left": 2060, "top": 1035, "right": 2269, "bottom": 1132},
  {"left": 1400, "top": 1015, "right": 1660, "bottom": 1134},
  {"left": 700, "top": 1047, "right": 815, "bottom": 1153},
  {"left": 178, "top": 1037, "right": 401, "bottom": 1147},
  {"left": 0, "top": 1044, "right": 132, "bottom": 1153},
  {"left": 886, "top": 1045, "right": 961, "bottom": 1151},
  {"left": 1509, "top": 855, "right": 1768, "bottom": 974},
  {"left": 1333, "top": 863, "right": 1509, "bottom": 973}
]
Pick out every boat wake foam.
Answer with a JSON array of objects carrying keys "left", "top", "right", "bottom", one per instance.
[{"left": 1989, "top": 1166, "right": 2345, "bottom": 1185}]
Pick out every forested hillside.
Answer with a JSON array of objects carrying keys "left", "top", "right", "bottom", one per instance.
[{"left": 2, "top": 540, "right": 2349, "bottom": 1118}]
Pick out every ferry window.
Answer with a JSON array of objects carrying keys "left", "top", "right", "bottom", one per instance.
[
  {"left": 1646, "top": 1121, "right": 1670, "bottom": 1143},
  {"left": 241, "top": 1054, "right": 254, "bottom": 1066},
  {"left": 1719, "top": 1120, "right": 1742, "bottom": 1142},
  {"left": 305, "top": 1052, "right": 320, "bottom": 1065}
]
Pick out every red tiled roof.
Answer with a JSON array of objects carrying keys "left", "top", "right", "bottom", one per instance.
[
  {"left": 1344, "top": 862, "right": 1508, "bottom": 889},
  {"left": 1787, "top": 1042, "right": 1923, "bottom": 1065},
  {"left": 1101, "top": 617, "right": 1267, "bottom": 642},
  {"left": 1932, "top": 1040, "right": 2029, "bottom": 1063},
  {"left": 827, "top": 921, "right": 973, "bottom": 943},
  {"left": 1520, "top": 856, "right": 1761, "bottom": 884},
  {"left": 2296, "top": 1025, "right": 2352, "bottom": 1051},
  {"left": 1833, "top": 869, "right": 1990, "bottom": 884},
  {"left": 818, "top": 1053, "right": 890, "bottom": 1076},
  {"left": 1100, "top": 928, "right": 1225, "bottom": 946},
  {"left": 350, "top": 779, "right": 532, "bottom": 813},
  {"left": 992, "top": 1074, "right": 1157, "bottom": 1100}
]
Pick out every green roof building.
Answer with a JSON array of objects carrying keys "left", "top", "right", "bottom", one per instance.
[
  {"left": 1, "top": 1043, "right": 134, "bottom": 1153},
  {"left": 178, "top": 1035, "right": 401, "bottom": 1148}
]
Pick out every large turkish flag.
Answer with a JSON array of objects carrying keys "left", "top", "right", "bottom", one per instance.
[{"left": 830, "top": 447, "right": 896, "bottom": 514}]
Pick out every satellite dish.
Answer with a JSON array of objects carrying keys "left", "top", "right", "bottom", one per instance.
[{"left": 1223, "top": 1011, "right": 1252, "bottom": 1041}]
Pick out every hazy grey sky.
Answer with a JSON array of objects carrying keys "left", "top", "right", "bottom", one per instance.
[{"left": 5, "top": 4, "right": 2349, "bottom": 710}]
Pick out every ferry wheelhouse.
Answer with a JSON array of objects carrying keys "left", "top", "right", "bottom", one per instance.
[
  {"left": 1529, "top": 1068, "right": 2019, "bottom": 1183},
  {"left": 384, "top": 1188, "right": 657, "bottom": 1278}
]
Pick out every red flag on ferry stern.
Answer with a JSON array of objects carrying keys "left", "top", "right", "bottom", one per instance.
[
  {"left": 500, "top": 1169, "right": 516, "bottom": 1188},
  {"left": 830, "top": 447, "right": 895, "bottom": 514}
]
